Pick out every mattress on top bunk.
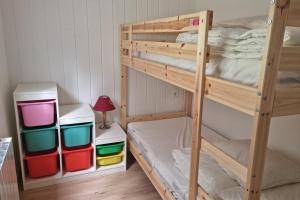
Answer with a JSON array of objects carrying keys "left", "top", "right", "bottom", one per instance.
[
  {"left": 127, "top": 117, "right": 230, "bottom": 199},
  {"left": 135, "top": 51, "right": 300, "bottom": 87},
  {"left": 133, "top": 16, "right": 300, "bottom": 87}
]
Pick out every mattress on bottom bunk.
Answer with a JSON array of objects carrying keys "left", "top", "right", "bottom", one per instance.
[
  {"left": 172, "top": 147, "right": 300, "bottom": 200},
  {"left": 218, "top": 183, "right": 300, "bottom": 200},
  {"left": 135, "top": 52, "right": 300, "bottom": 87},
  {"left": 127, "top": 117, "right": 229, "bottom": 199},
  {"left": 128, "top": 117, "right": 300, "bottom": 200}
]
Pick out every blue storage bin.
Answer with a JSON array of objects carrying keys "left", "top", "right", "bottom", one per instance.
[
  {"left": 22, "top": 125, "right": 57, "bottom": 153},
  {"left": 61, "top": 122, "right": 93, "bottom": 148}
]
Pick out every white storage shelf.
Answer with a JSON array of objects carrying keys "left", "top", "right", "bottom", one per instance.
[
  {"left": 14, "top": 82, "right": 126, "bottom": 190},
  {"left": 13, "top": 83, "right": 61, "bottom": 190},
  {"left": 95, "top": 123, "right": 127, "bottom": 172},
  {"left": 59, "top": 104, "right": 96, "bottom": 177}
]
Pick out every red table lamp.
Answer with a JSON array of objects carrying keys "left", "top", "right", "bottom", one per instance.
[{"left": 93, "top": 96, "right": 115, "bottom": 129}]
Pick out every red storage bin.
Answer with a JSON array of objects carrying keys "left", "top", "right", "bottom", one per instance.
[
  {"left": 63, "top": 146, "right": 93, "bottom": 172},
  {"left": 24, "top": 151, "right": 59, "bottom": 178}
]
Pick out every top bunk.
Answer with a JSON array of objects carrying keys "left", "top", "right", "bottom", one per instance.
[{"left": 121, "top": 1, "right": 300, "bottom": 117}]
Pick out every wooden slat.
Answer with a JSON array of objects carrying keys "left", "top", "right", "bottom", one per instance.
[
  {"left": 122, "top": 55, "right": 260, "bottom": 116},
  {"left": 205, "top": 77, "right": 257, "bottom": 116},
  {"left": 198, "top": 186, "right": 214, "bottom": 200},
  {"left": 122, "top": 12, "right": 204, "bottom": 33},
  {"left": 127, "top": 111, "right": 186, "bottom": 123},
  {"left": 279, "top": 46, "right": 300, "bottom": 71},
  {"left": 201, "top": 139, "right": 248, "bottom": 183},
  {"left": 287, "top": 0, "right": 300, "bottom": 27},
  {"left": 166, "top": 66, "right": 195, "bottom": 92},
  {"left": 273, "top": 86, "right": 300, "bottom": 116},
  {"left": 185, "top": 91, "right": 193, "bottom": 117},
  {"left": 122, "top": 40, "right": 197, "bottom": 60},
  {"left": 121, "top": 55, "right": 195, "bottom": 92},
  {"left": 121, "top": 27, "right": 198, "bottom": 34},
  {"left": 128, "top": 140, "right": 176, "bottom": 200}
]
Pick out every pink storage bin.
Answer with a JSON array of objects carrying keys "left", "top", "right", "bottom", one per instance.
[{"left": 18, "top": 100, "right": 56, "bottom": 127}]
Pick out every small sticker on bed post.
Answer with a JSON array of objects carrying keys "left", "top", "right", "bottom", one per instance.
[{"left": 191, "top": 18, "right": 199, "bottom": 26}]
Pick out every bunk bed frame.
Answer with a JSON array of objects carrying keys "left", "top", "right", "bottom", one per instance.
[{"left": 120, "top": 0, "right": 300, "bottom": 200}]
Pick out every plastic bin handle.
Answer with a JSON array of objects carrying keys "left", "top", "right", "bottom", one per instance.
[
  {"left": 60, "top": 122, "right": 93, "bottom": 129},
  {"left": 17, "top": 99, "right": 56, "bottom": 106},
  {"left": 22, "top": 124, "right": 57, "bottom": 133}
]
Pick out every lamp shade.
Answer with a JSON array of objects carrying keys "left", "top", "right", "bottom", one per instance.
[{"left": 93, "top": 96, "right": 115, "bottom": 112}]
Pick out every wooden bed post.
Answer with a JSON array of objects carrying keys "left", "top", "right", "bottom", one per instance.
[
  {"left": 121, "top": 25, "right": 132, "bottom": 130},
  {"left": 188, "top": 11, "right": 212, "bottom": 200},
  {"left": 245, "top": 1, "right": 290, "bottom": 199},
  {"left": 185, "top": 91, "right": 193, "bottom": 117}
]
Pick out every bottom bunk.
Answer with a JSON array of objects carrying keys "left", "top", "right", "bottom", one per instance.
[{"left": 127, "top": 117, "right": 300, "bottom": 200}]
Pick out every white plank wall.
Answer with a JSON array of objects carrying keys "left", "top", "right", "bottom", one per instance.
[{"left": 0, "top": 0, "right": 195, "bottom": 121}]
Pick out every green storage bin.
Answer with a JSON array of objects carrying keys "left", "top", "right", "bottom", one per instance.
[
  {"left": 96, "top": 142, "right": 124, "bottom": 156},
  {"left": 61, "top": 122, "right": 93, "bottom": 148},
  {"left": 22, "top": 125, "right": 57, "bottom": 153}
]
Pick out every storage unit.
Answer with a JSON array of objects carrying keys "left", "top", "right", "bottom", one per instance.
[
  {"left": 18, "top": 100, "right": 56, "bottom": 128},
  {"left": 63, "top": 146, "right": 93, "bottom": 172},
  {"left": 14, "top": 83, "right": 125, "bottom": 190},
  {"left": 14, "top": 83, "right": 62, "bottom": 190},
  {"left": 22, "top": 125, "right": 57, "bottom": 154},
  {"left": 24, "top": 151, "right": 59, "bottom": 178},
  {"left": 96, "top": 142, "right": 124, "bottom": 156},
  {"left": 61, "top": 122, "right": 93, "bottom": 149},
  {"left": 59, "top": 104, "right": 96, "bottom": 177},
  {"left": 95, "top": 123, "right": 127, "bottom": 172},
  {"left": 96, "top": 152, "right": 124, "bottom": 166}
]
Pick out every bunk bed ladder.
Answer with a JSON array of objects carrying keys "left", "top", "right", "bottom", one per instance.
[
  {"left": 188, "top": 11, "right": 212, "bottom": 200},
  {"left": 246, "top": 0, "right": 291, "bottom": 199}
]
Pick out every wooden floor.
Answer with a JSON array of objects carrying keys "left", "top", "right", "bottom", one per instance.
[{"left": 21, "top": 157, "right": 161, "bottom": 200}]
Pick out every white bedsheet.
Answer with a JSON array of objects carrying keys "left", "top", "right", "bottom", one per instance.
[
  {"left": 218, "top": 184, "right": 300, "bottom": 200},
  {"left": 134, "top": 16, "right": 300, "bottom": 87},
  {"left": 136, "top": 52, "right": 300, "bottom": 87},
  {"left": 173, "top": 145, "right": 300, "bottom": 200},
  {"left": 127, "top": 117, "right": 227, "bottom": 199},
  {"left": 128, "top": 117, "right": 300, "bottom": 200},
  {"left": 172, "top": 148, "right": 238, "bottom": 200}
]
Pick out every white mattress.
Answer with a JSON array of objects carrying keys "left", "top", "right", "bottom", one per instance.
[
  {"left": 136, "top": 52, "right": 300, "bottom": 87},
  {"left": 127, "top": 117, "right": 228, "bottom": 199}
]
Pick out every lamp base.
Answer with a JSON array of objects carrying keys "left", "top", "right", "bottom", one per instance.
[{"left": 99, "top": 123, "right": 111, "bottom": 129}]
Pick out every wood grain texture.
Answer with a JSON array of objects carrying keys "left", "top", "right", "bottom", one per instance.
[
  {"left": 273, "top": 86, "right": 300, "bottom": 116},
  {"left": 279, "top": 46, "right": 300, "bottom": 71},
  {"left": 188, "top": 11, "right": 212, "bottom": 200},
  {"left": 287, "top": 0, "right": 300, "bottom": 27},
  {"left": 20, "top": 160, "right": 160, "bottom": 200},
  {"left": 128, "top": 139, "right": 175, "bottom": 200},
  {"left": 245, "top": 1, "right": 290, "bottom": 199},
  {"left": 0, "top": 0, "right": 194, "bottom": 120}
]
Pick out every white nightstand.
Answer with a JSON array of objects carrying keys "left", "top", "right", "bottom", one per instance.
[{"left": 95, "top": 122, "right": 127, "bottom": 174}]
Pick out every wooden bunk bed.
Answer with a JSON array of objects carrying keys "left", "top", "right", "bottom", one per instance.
[{"left": 120, "top": 0, "right": 300, "bottom": 200}]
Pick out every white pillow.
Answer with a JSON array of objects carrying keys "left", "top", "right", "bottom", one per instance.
[
  {"left": 213, "top": 139, "right": 300, "bottom": 190},
  {"left": 215, "top": 16, "right": 267, "bottom": 29}
]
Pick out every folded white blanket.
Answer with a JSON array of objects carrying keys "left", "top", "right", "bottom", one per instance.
[
  {"left": 137, "top": 51, "right": 300, "bottom": 86},
  {"left": 173, "top": 148, "right": 300, "bottom": 200},
  {"left": 172, "top": 148, "right": 238, "bottom": 200},
  {"left": 176, "top": 20, "right": 300, "bottom": 59}
]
